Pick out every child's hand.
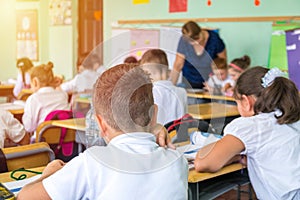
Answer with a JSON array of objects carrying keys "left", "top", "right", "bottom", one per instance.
[
  {"left": 42, "top": 159, "right": 65, "bottom": 179},
  {"left": 151, "top": 123, "right": 176, "bottom": 150},
  {"left": 203, "top": 82, "right": 213, "bottom": 93}
]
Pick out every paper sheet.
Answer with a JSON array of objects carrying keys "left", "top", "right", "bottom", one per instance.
[{"left": 3, "top": 174, "right": 41, "bottom": 195}]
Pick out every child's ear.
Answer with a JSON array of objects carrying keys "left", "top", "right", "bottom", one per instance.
[
  {"left": 95, "top": 114, "right": 107, "bottom": 138},
  {"left": 31, "top": 77, "right": 40, "bottom": 88},
  {"left": 241, "top": 94, "right": 255, "bottom": 114},
  {"left": 150, "top": 104, "right": 158, "bottom": 127}
]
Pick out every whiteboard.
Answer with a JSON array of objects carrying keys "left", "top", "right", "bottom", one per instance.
[{"left": 159, "top": 26, "right": 182, "bottom": 69}]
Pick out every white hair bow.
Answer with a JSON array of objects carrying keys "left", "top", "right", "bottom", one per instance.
[{"left": 261, "top": 68, "right": 285, "bottom": 88}]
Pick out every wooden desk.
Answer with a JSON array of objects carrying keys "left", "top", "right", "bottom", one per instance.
[
  {"left": 187, "top": 91, "right": 235, "bottom": 102},
  {"left": 52, "top": 118, "right": 86, "bottom": 132},
  {"left": 188, "top": 102, "right": 239, "bottom": 120},
  {"left": 0, "top": 84, "right": 15, "bottom": 102},
  {"left": 0, "top": 103, "right": 24, "bottom": 122},
  {"left": 0, "top": 166, "right": 44, "bottom": 183},
  {"left": 74, "top": 96, "right": 91, "bottom": 104}
]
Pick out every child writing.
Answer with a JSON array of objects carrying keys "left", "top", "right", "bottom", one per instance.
[
  {"left": 204, "top": 57, "right": 234, "bottom": 95},
  {"left": 224, "top": 55, "right": 251, "bottom": 95},
  {"left": 22, "top": 62, "right": 69, "bottom": 133},
  {"left": 194, "top": 66, "right": 300, "bottom": 199},
  {"left": 18, "top": 63, "right": 187, "bottom": 200},
  {"left": 140, "top": 49, "right": 187, "bottom": 125},
  {"left": 60, "top": 54, "right": 100, "bottom": 94},
  {"left": 13, "top": 57, "right": 33, "bottom": 98},
  {"left": 0, "top": 109, "right": 30, "bottom": 148}
]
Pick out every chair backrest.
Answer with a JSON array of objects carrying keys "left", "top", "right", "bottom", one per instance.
[
  {"left": 165, "top": 114, "right": 209, "bottom": 143},
  {"left": 2, "top": 142, "right": 55, "bottom": 171},
  {"left": 36, "top": 120, "right": 76, "bottom": 143},
  {"left": 36, "top": 108, "right": 85, "bottom": 162}
]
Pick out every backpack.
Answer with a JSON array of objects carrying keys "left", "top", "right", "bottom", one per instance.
[
  {"left": 44, "top": 110, "right": 84, "bottom": 161},
  {"left": 164, "top": 114, "right": 209, "bottom": 143}
]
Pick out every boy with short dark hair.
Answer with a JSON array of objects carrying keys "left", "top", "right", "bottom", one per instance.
[{"left": 18, "top": 63, "right": 188, "bottom": 200}]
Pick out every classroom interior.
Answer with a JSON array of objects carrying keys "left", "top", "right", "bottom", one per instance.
[
  {"left": 0, "top": 0, "right": 299, "bottom": 199},
  {"left": 0, "top": 0, "right": 299, "bottom": 82}
]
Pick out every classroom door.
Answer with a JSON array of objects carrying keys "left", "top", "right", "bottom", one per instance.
[{"left": 77, "top": 0, "right": 103, "bottom": 68}]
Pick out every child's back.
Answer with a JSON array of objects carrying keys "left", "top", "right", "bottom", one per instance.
[
  {"left": 60, "top": 54, "right": 100, "bottom": 93},
  {"left": 140, "top": 49, "right": 187, "bottom": 124},
  {"left": 22, "top": 62, "right": 69, "bottom": 133}
]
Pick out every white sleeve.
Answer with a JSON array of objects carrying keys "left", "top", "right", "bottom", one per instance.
[
  {"left": 4, "top": 111, "right": 26, "bottom": 143},
  {"left": 60, "top": 75, "right": 78, "bottom": 93},
  {"left": 22, "top": 95, "right": 39, "bottom": 133},
  {"left": 207, "top": 77, "right": 214, "bottom": 88},
  {"left": 13, "top": 73, "right": 23, "bottom": 97},
  {"left": 223, "top": 117, "right": 259, "bottom": 155},
  {"left": 43, "top": 153, "right": 89, "bottom": 200}
]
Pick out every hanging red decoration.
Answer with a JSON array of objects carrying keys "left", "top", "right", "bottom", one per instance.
[
  {"left": 255, "top": 0, "right": 260, "bottom": 6},
  {"left": 207, "top": 0, "right": 212, "bottom": 6}
]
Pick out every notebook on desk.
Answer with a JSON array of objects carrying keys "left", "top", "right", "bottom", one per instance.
[{"left": 3, "top": 174, "right": 41, "bottom": 195}]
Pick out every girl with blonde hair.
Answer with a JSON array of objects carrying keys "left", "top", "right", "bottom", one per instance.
[{"left": 22, "top": 62, "right": 69, "bottom": 133}]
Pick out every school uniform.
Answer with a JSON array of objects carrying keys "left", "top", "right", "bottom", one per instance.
[
  {"left": 22, "top": 87, "right": 69, "bottom": 133},
  {"left": 153, "top": 80, "right": 187, "bottom": 125},
  {"left": 60, "top": 69, "right": 99, "bottom": 93},
  {"left": 224, "top": 111, "right": 300, "bottom": 200},
  {"left": 207, "top": 74, "right": 235, "bottom": 89},
  {"left": 42, "top": 132, "right": 188, "bottom": 200},
  {"left": 0, "top": 109, "right": 26, "bottom": 148}
]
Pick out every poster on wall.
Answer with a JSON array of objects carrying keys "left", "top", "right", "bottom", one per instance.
[
  {"left": 133, "top": 0, "right": 150, "bottom": 4},
  {"left": 49, "top": 0, "right": 72, "bottom": 25},
  {"left": 16, "top": 9, "right": 39, "bottom": 61},
  {"left": 130, "top": 29, "right": 160, "bottom": 60},
  {"left": 285, "top": 28, "right": 300, "bottom": 90},
  {"left": 169, "top": 0, "right": 187, "bottom": 13}
]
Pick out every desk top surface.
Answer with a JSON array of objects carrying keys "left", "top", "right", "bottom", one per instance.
[
  {"left": 52, "top": 118, "right": 86, "bottom": 132},
  {"left": 188, "top": 102, "right": 239, "bottom": 120},
  {"left": 0, "top": 84, "right": 14, "bottom": 89},
  {"left": 0, "top": 103, "right": 24, "bottom": 114},
  {"left": 0, "top": 163, "right": 244, "bottom": 184},
  {"left": 187, "top": 91, "right": 235, "bottom": 101}
]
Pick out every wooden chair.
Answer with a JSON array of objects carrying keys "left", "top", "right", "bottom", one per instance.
[
  {"left": 2, "top": 142, "right": 55, "bottom": 171},
  {"left": 36, "top": 120, "right": 80, "bottom": 162}
]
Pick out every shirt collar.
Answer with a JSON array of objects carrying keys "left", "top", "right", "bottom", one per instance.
[
  {"left": 109, "top": 132, "right": 158, "bottom": 154},
  {"left": 36, "top": 87, "right": 55, "bottom": 93}
]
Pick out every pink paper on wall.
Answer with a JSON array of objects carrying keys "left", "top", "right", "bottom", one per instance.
[
  {"left": 133, "top": 0, "right": 150, "bottom": 4},
  {"left": 130, "top": 29, "right": 159, "bottom": 60},
  {"left": 169, "top": 0, "right": 187, "bottom": 13}
]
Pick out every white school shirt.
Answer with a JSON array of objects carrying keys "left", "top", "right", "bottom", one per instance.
[
  {"left": 153, "top": 80, "right": 188, "bottom": 125},
  {"left": 60, "top": 69, "right": 99, "bottom": 93},
  {"left": 43, "top": 132, "right": 188, "bottom": 200},
  {"left": 207, "top": 74, "right": 235, "bottom": 88},
  {"left": 22, "top": 87, "right": 69, "bottom": 133},
  {"left": 13, "top": 72, "right": 31, "bottom": 97},
  {"left": 224, "top": 112, "right": 300, "bottom": 200},
  {"left": 0, "top": 109, "right": 26, "bottom": 148}
]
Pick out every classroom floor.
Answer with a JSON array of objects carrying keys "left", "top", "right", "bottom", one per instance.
[{"left": 215, "top": 185, "right": 258, "bottom": 200}]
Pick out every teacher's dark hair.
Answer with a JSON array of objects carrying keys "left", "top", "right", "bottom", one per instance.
[
  {"left": 182, "top": 21, "right": 201, "bottom": 40},
  {"left": 233, "top": 66, "right": 300, "bottom": 124}
]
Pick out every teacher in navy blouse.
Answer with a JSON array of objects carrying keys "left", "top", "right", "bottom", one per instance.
[{"left": 170, "top": 21, "right": 227, "bottom": 89}]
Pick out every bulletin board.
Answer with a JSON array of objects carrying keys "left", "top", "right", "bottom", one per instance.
[
  {"left": 16, "top": 9, "right": 39, "bottom": 61},
  {"left": 285, "top": 28, "right": 300, "bottom": 89},
  {"left": 49, "top": 0, "right": 72, "bottom": 25},
  {"left": 268, "top": 24, "right": 300, "bottom": 71},
  {"left": 111, "top": 28, "right": 160, "bottom": 65}
]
